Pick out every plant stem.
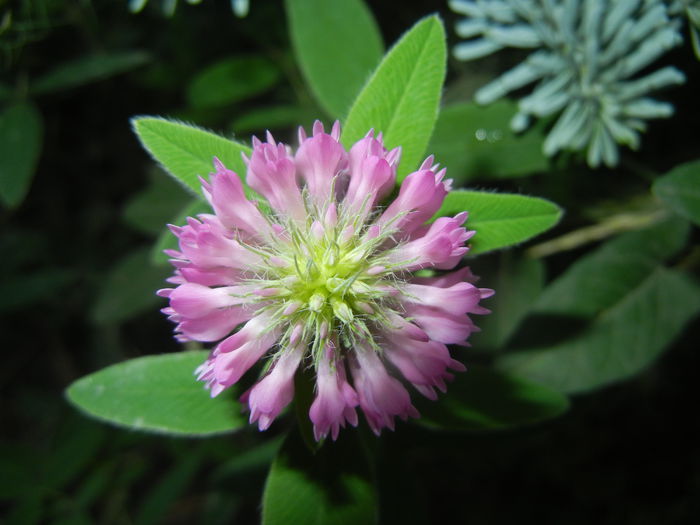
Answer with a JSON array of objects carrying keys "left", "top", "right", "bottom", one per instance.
[{"left": 527, "top": 208, "right": 668, "bottom": 258}]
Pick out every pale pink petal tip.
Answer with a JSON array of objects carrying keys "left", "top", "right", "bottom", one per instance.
[
  {"left": 310, "top": 350, "right": 359, "bottom": 441},
  {"left": 244, "top": 345, "right": 304, "bottom": 431}
]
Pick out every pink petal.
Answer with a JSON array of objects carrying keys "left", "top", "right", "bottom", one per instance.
[
  {"left": 246, "top": 135, "right": 306, "bottom": 220},
  {"left": 295, "top": 120, "right": 348, "bottom": 205},
  {"left": 310, "top": 347, "right": 359, "bottom": 441},
  {"left": 212, "top": 325, "right": 281, "bottom": 387},
  {"left": 176, "top": 307, "right": 254, "bottom": 341},
  {"left": 410, "top": 267, "right": 479, "bottom": 287},
  {"left": 377, "top": 166, "right": 449, "bottom": 237},
  {"left": 405, "top": 303, "right": 478, "bottom": 345},
  {"left": 403, "top": 282, "right": 483, "bottom": 315},
  {"left": 203, "top": 158, "right": 272, "bottom": 237},
  {"left": 245, "top": 344, "right": 304, "bottom": 430},
  {"left": 349, "top": 344, "right": 419, "bottom": 435}
]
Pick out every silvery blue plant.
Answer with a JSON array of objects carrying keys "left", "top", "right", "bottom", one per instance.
[
  {"left": 448, "top": 0, "right": 686, "bottom": 167},
  {"left": 670, "top": 0, "right": 700, "bottom": 57},
  {"left": 129, "top": 0, "right": 250, "bottom": 17}
]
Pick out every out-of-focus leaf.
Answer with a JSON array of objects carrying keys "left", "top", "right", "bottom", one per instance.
[
  {"left": 66, "top": 351, "right": 246, "bottom": 436},
  {"left": 436, "top": 190, "right": 562, "bottom": 254},
  {"left": 0, "top": 82, "right": 12, "bottom": 100},
  {"left": 201, "top": 493, "right": 242, "bottom": 525},
  {"left": 652, "top": 159, "right": 700, "bottom": 226},
  {"left": 285, "top": 0, "right": 383, "bottom": 118},
  {"left": 231, "top": 104, "right": 317, "bottom": 134},
  {"left": 0, "top": 268, "right": 75, "bottom": 313},
  {"left": 51, "top": 511, "right": 92, "bottom": 525},
  {"left": 42, "top": 416, "right": 105, "bottom": 491},
  {"left": 473, "top": 254, "right": 544, "bottom": 349},
  {"left": 135, "top": 449, "right": 203, "bottom": 525},
  {"left": 341, "top": 15, "right": 446, "bottom": 179},
  {"left": 498, "top": 267, "right": 700, "bottom": 394},
  {"left": 73, "top": 462, "right": 114, "bottom": 509},
  {"left": 151, "top": 198, "right": 211, "bottom": 265},
  {"left": 90, "top": 248, "right": 170, "bottom": 325},
  {"left": 0, "top": 102, "right": 43, "bottom": 208},
  {"left": 0, "top": 230, "right": 48, "bottom": 272},
  {"left": 428, "top": 101, "right": 548, "bottom": 182},
  {"left": 416, "top": 366, "right": 569, "bottom": 431},
  {"left": 186, "top": 56, "right": 280, "bottom": 109},
  {"left": 123, "top": 169, "right": 191, "bottom": 236},
  {"left": 533, "top": 217, "right": 689, "bottom": 318},
  {"left": 5, "top": 493, "right": 44, "bottom": 525},
  {"left": 0, "top": 444, "right": 40, "bottom": 499},
  {"left": 262, "top": 429, "right": 376, "bottom": 525},
  {"left": 132, "top": 117, "right": 252, "bottom": 197},
  {"left": 31, "top": 51, "right": 151, "bottom": 95},
  {"left": 212, "top": 437, "right": 283, "bottom": 481}
]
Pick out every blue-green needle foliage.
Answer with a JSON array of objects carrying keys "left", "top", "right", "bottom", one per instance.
[
  {"left": 129, "top": 0, "right": 249, "bottom": 17},
  {"left": 449, "top": 0, "right": 685, "bottom": 168},
  {"left": 670, "top": 0, "right": 700, "bottom": 58}
]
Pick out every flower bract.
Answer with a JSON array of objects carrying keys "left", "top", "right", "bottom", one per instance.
[{"left": 158, "top": 121, "right": 493, "bottom": 440}]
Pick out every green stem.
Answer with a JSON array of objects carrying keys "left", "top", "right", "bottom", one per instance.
[{"left": 527, "top": 208, "right": 667, "bottom": 258}]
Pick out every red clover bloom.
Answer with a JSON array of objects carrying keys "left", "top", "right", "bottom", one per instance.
[{"left": 158, "top": 121, "right": 493, "bottom": 440}]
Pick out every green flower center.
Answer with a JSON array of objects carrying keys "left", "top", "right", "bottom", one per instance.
[{"left": 248, "top": 206, "right": 403, "bottom": 359}]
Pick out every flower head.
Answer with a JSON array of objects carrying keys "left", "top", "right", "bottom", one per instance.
[
  {"left": 448, "top": 0, "right": 685, "bottom": 167},
  {"left": 159, "top": 121, "right": 493, "bottom": 440}
]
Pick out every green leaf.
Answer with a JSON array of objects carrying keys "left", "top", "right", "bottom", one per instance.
[
  {"left": 186, "top": 56, "right": 280, "bottom": 109},
  {"left": 428, "top": 101, "right": 548, "bottom": 183},
  {"left": 532, "top": 217, "right": 690, "bottom": 318},
  {"left": 436, "top": 190, "right": 563, "bottom": 254},
  {"left": 416, "top": 365, "right": 569, "bottom": 431},
  {"left": 123, "top": 169, "right": 191, "bottom": 236},
  {"left": 32, "top": 51, "right": 151, "bottom": 95},
  {"left": 66, "top": 351, "right": 246, "bottom": 436},
  {"left": 131, "top": 116, "right": 251, "bottom": 196},
  {"left": 652, "top": 159, "right": 700, "bottom": 226},
  {"left": 497, "top": 267, "right": 700, "bottom": 394},
  {"left": 341, "top": 15, "right": 446, "bottom": 179},
  {"left": 262, "top": 429, "right": 377, "bottom": 525},
  {"left": 286, "top": 0, "right": 383, "bottom": 119},
  {"left": 150, "top": 198, "right": 211, "bottom": 265},
  {"left": 90, "top": 248, "right": 171, "bottom": 325},
  {"left": 0, "top": 102, "right": 43, "bottom": 208},
  {"left": 472, "top": 254, "right": 544, "bottom": 350}
]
